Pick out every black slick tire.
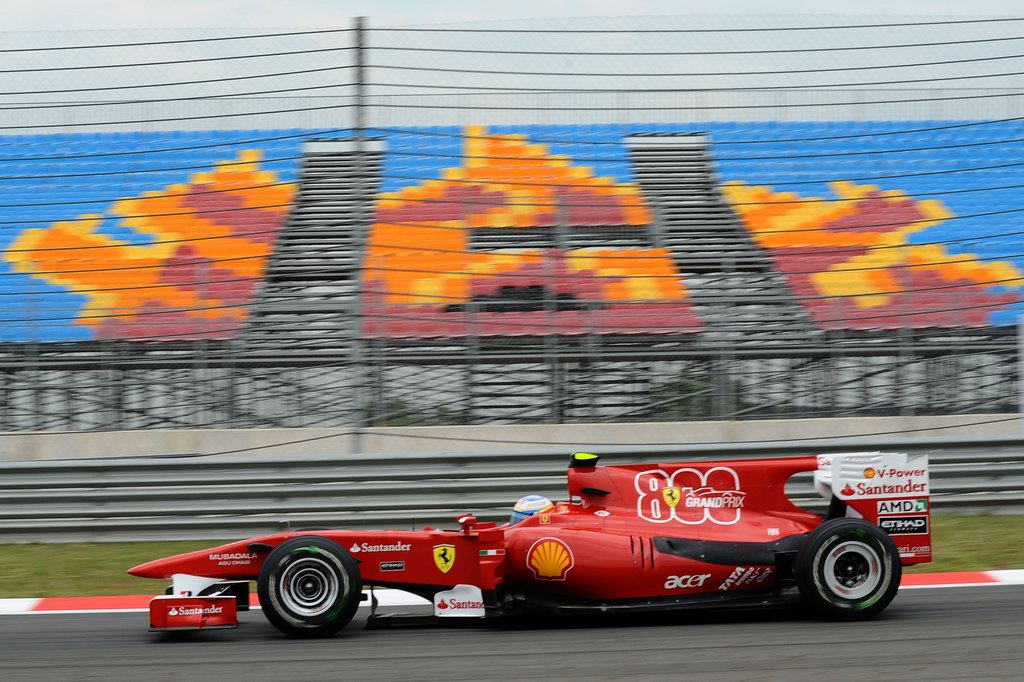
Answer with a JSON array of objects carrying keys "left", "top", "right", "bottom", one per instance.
[
  {"left": 257, "top": 536, "right": 362, "bottom": 638},
  {"left": 795, "top": 517, "right": 901, "bottom": 620}
]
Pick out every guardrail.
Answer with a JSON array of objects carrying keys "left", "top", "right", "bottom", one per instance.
[{"left": 1, "top": 434, "right": 1022, "bottom": 542}]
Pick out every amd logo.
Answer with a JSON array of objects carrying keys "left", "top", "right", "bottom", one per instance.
[{"left": 877, "top": 499, "right": 928, "bottom": 515}]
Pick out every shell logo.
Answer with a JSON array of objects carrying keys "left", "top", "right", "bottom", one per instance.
[
  {"left": 864, "top": 467, "right": 877, "bottom": 479},
  {"left": 527, "top": 538, "right": 574, "bottom": 581}
]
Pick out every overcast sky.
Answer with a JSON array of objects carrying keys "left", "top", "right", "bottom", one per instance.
[{"left": 8, "top": 0, "right": 1024, "bottom": 31}]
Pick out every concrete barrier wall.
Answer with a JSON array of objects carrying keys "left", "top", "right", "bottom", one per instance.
[{"left": 1, "top": 413, "right": 1020, "bottom": 461}]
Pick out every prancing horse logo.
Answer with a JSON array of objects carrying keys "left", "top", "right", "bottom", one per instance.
[
  {"left": 433, "top": 544, "right": 456, "bottom": 573},
  {"left": 662, "top": 487, "right": 681, "bottom": 508}
]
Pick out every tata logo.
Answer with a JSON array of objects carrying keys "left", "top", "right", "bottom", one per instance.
[{"left": 634, "top": 467, "right": 746, "bottom": 525}]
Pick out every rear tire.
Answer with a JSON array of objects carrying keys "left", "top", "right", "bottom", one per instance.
[
  {"left": 257, "top": 536, "right": 362, "bottom": 638},
  {"left": 795, "top": 518, "right": 901, "bottom": 620}
]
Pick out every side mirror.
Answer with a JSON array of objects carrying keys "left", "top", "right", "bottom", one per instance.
[{"left": 457, "top": 514, "right": 477, "bottom": 533}]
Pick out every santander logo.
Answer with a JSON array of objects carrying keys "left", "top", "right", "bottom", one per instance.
[{"left": 436, "top": 599, "right": 449, "bottom": 610}]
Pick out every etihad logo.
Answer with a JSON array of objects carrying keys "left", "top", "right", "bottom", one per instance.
[
  {"left": 433, "top": 544, "right": 456, "bottom": 574},
  {"left": 635, "top": 467, "right": 747, "bottom": 525},
  {"left": 348, "top": 541, "right": 412, "bottom": 554},
  {"left": 167, "top": 605, "right": 224, "bottom": 617},
  {"left": 527, "top": 538, "right": 574, "bottom": 581}
]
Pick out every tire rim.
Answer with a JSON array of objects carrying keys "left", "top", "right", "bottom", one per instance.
[
  {"left": 822, "top": 540, "right": 882, "bottom": 600},
  {"left": 278, "top": 556, "right": 343, "bottom": 617}
]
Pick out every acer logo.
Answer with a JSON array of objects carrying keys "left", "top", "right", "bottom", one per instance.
[{"left": 664, "top": 574, "right": 711, "bottom": 590}]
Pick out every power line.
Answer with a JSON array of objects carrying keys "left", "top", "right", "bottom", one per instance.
[
  {"left": 370, "top": 147, "right": 1024, "bottom": 181},
  {"left": 20, "top": 266, "right": 1018, "bottom": 328},
  {"left": 353, "top": 296, "right": 1019, "bottom": 332},
  {"left": 369, "top": 51, "right": 1024, "bottom": 78},
  {"left": 0, "top": 78, "right": 356, "bottom": 112},
  {"left": 9, "top": 191, "right": 1024, "bottom": 267},
  {"left": 2, "top": 129, "right": 1024, "bottom": 212},
  {"left": 0, "top": 27, "right": 354, "bottom": 53},
  {"left": 0, "top": 128, "right": 347, "bottom": 162},
  {"left": 0, "top": 101, "right": 356, "bottom": 130},
  {"left": 0, "top": 183, "right": 1008, "bottom": 233},
  {"left": 370, "top": 33, "right": 1024, "bottom": 55},
  {"left": 0, "top": 63, "right": 353, "bottom": 97},
  {"left": 5, "top": 87, "right": 1024, "bottom": 132},
  {"left": 369, "top": 119, "right": 1024, "bottom": 147},
  {"left": 373, "top": 89, "right": 1024, "bottom": 111},
  {"left": 375, "top": 171, "right": 1024, "bottom": 197},
  {"left": 0, "top": 112, "right": 1016, "bottom": 167},
  {"left": 373, "top": 17, "right": 1024, "bottom": 33},
  {"left": 371, "top": 67, "right": 1024, "bottom": 90},
  {"left": 115, "top": 415, "right": 1022, "bottom": 458},
  {"left": 0, "top": 45, "right": 355, "bottom": 74},
  {"left": 376, "top": 65, "right": 1024, "bottom": 91},
  {"left": 4, "top": 252, "right": 1023, "bottom": 301},
  {"left": 8, "top": 126, "right": 1024, "bottom": 181}
]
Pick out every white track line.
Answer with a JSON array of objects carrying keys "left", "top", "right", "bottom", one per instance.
[{"left": 3, "top": 576, "right": 1022, "bottom": 616}]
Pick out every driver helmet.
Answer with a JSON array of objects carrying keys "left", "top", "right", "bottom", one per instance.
[{"left": 510, "top": 495, "right": 554, "bottom": 525}]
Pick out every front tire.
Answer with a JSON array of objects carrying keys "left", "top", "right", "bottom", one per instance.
[
  {"left": 795, "top": 518, "right": 901, "bottom": 620},
  {"left": 258, "top": 536, "right": 362, "bottom": 638}
]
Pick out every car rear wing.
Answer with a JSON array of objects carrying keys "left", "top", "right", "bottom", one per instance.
[{"left": 814, "top": 452, "right": 932, "bottom": 565}]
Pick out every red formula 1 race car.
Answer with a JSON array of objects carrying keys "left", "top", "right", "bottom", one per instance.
[{"left": 129, "top": 451, "right": 932, "bottom": 637}]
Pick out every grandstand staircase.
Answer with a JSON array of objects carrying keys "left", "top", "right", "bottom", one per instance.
[
  {"left": 625, "top": 133, "right": 815, "bottom": 344},
  {"left": 247, "top": 139, "right": 384, "bottom": 352}
]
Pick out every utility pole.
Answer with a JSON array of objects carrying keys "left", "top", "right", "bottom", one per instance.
[{"left": 350, "top": 16, "right": 368, "bottom": 454}]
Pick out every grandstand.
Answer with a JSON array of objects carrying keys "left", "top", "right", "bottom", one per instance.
[{"left": 0, "top": 18, "right": 1022, "bottom": 431}]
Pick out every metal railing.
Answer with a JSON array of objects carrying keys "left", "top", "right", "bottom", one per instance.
[{"left": 1, "top": 434, "right": 1021, "bottom": 542}]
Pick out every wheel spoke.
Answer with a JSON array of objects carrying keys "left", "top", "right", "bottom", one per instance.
[{"left": 278, "top": 556, "right": 343, "bottom": 617}]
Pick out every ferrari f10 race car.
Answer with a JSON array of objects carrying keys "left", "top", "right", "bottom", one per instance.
[{"left": 129, "top": 451, "right": 932, "bottom": 637}]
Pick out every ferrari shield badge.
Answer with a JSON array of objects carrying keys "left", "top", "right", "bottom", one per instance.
[
  {"left": 433, "top": 544, "right": 456, "bottom": 573},
  {"left": 661, "top": 486, "right": 681, "bottom": 508}
]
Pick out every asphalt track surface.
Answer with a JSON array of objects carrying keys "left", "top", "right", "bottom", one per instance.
[{"left": 0, "top": 586, "right": 1020, "bottom": 682}]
